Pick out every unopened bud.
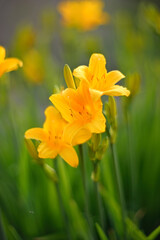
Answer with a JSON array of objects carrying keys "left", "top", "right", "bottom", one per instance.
[
  {"left": 64, "top": 64, "right": 76, "bottom": 89},
  {"left": 127, "top": 73, "right": 141, "bottom": 97},
  {"left": 43, "top": 164, "right": 58, "bottom": 182},
  {"left": 24, "top": 138, "right": 39, "bottom": 161},
  {"left": 109, "top": 127, "right": 117, "bottom": 144},
  {"left": 105, "top": 97, "right": 117, "bottom": 132},
  {"left": 96, "top": 137, "right": 109, "bottom": 160},
  {"left": 91, "top": 163, "right": 100, "bottom": 182},
  {"left": 91, "top": 134, "right": 101, "bottom": 152},
  {"left": 109, "top": 96, "right": 117, "bottom": 121}
]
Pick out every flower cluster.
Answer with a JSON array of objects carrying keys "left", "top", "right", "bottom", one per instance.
[
  {"left": 25, "top": 53, "right": 130, "bottom": 167},
  {"left": 0, "top": 46, "right": 23, "bottom": 78},
  {"left": 58, "top": 0, "right": 110, "bottom": 31}
]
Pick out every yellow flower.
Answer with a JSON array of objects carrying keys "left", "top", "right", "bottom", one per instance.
[
  {"left": 23, "top": 49, "right": 44, "bottom": 84},
  {"left": 49, "top": 80, "right": 106, "bottom": 134},
  {"left": 0, "top": 46, "right": 23, "bottom": 78},
  {"left": 25, "top": 106, "right": 91, "bottom": 167},
  {"left": 73, "top": 53, "right": 130, "bottom": 97},
  {"left": 58, "top": 0, "right": 109, "bottom": 31}
]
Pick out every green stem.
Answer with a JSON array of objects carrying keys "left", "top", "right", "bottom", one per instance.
[
  {"left": 92, "top": 160, "right": 105, "bottom": 230},
  {"left": 55, "top": 182, "right": 71, "bottom": 240},
  {"left": 0, "top": 211, "right": 6, "bottom": 240},
  {"left": 110, "top": 142, "right": 126, "bottom": 240},
  {"left": 54, "top": 161, "right": 71, "bottom": 240},
  {"left": 78, "top": 145, "right": 95, "bottom": 240},
  {"left": 126, "top": 112, "right": 136, "bottom": 212},
  {"left": 94, "top": 178, "right": 105, "bottom": 230}
]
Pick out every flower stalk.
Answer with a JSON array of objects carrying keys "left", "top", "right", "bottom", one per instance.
[
  {"left": 105, "top": 97, "right": 126, "bottom": 239},
  {"left": 78, "top": 144, "right": 94, "bottom": 240},
  {"left": 89, "top": 134, "right": 108, "bottom": 230}
]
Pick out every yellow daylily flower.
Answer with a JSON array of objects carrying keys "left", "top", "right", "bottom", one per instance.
[
  {"left": 0, "top": 46, "right": 23, "bottom": 78},
  {"left": 73, "top": 53, "right": 130, "bottom": 97},
  {"left": 23, "top": 49, "right": 44, "bottom": 84},
  {"left": 50, "top": 80, "right": 106, "bottom": 135},
  {"left": 58, "top": 0, "right": 109, "bottom": 31},
  {"left": 25, "top": 106, "right": 91, "bottom": 167}
]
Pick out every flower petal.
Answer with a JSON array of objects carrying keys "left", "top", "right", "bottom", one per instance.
[
  {"left": 89, "top": 53, "right": 107, "bottom": 78},
  {"left": 63, "top": 121, "right": 82, "bottom": 144},
  {"left": 43, "top": 106, "right": 67, "bottom": 134},
  {"left": 105, "top": 70, "right": 125, "bottom": 88},
  {"left": 59, "top": 145, "right": 79, "bottom": 167},
  {"left": 87, "top": 111, "right": 106, "bottom": 133},
  {"left": 72, "top": 127, "right": 91, "bottom": 146},
  {"left": 89, "top": 88, "right": 103, "bottom": 101},
  {"left": 0, "top": 46, "right": 6, "bottom": 63},
  {"left": 38, "top": 142, "right": 58, "bottom": 159},
  {"left": 103, "top": 85, "right": 130, "bottom": 96},
  {"left": 73, "top": 65, "right": 89, "bottom": 82},
  {"left": 25, "top": 128, "right": 47, "bottom": 141},
  {"left": 49, "top": 89, "right": 75, "bottom": 123},
  {"left": 63, "top": 120, "right": 91, "bottom": 145},
  {"left": 0, "top": 58, "right": 23, "bottom": 77}
]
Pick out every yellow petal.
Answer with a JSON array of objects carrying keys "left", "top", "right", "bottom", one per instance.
[
  {"left": 87, "top": 111, "right": 106, "bottom": 133},
  {"left": 25, "top": 128, "right": 47, "bottom": 141},
  {"left": 72, "top": 127, "right": 92, "bottom": 146},
  {"left": 105, "top": 70, "right": 125, "bottom": 88},
  {"left": 0, "top": 58, "right": 23, "bottom": 77},
  {"left": 63, "top": 121, "right": 91, "bottom": 145},
  {"left": 89, "top": 53, "right": 107, "bottom": 78},
  {"left": 78, "top": 80, "right": 92, "bottom": 105},
  {"left": 0, "top": 46, "right": 6, "bottom": 63},
  {"left": 38, "top": 142, "right": 58, "bottom": 159},
  {"left": 73, "top": 65, "right": 89, "bottom": 82},
  {"left": 59, "top": 145, "right": 79, "bottom": 167},
  {"left": 103, "top": 85, "right": 130, "bottom": 97},
  {"left": 49, "top": 89, "right": 75, "bottom": 123},
  {"left": 44, "top": 106, "right": 65, "bottom": 130},
  {"left": 89, "top": 88, "right": 103, "bottom": 102},
  {"left": 63, "top": 121, "right": 82, "bottom": 144}
]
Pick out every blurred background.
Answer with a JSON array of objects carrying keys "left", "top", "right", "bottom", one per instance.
[{"left": 0, "top": 0, "right": 160, "bottom": 239}]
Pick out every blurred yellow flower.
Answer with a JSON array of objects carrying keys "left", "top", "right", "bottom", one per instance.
[
  {"left": 141, "top": 3, "right": 160, "bottom": 34},
  {"left": 73, "top": 53, "right": 130, "bottom": 97},
  {"left": 25, "top": 106, "right": 91, "bottom": 167},
  {"left": 23, "top": 49, "right": 44, "bottom": 84},
  {"left": 58, "top": 0, "right": 109, "bottom": 31},
  {"left": 0, "top": 46, "right": 23, "bottom": 78},
  {"left": 50, "top": 80, "right": 106, "bottom": 134}
]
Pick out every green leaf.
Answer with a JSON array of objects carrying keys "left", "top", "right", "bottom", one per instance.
[
  {"left": 100, "top": 185, "right": 123, "bottom": 236},
  {"left": 126, "top": 218, "right": 147, "bottom": 240},
  {"left": 69, "top": 199, "right": 89, "bottom": 240},
  {"left": 147, "top": 225, "right": 160, "bottom": 240},
  {"left": 96, "top": 223, "right": 109, "bottom": 240},
  {"left": 0, "top": 211, "right": 7, "bottom": 240},
  {"left": 34, "top": 232, "right": 66, "bottom": 240}
]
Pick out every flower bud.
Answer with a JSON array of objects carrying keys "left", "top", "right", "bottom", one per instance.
[
  {"left": 24, "top": 138, "right": 39, "bottom": 161},
  {"left": 43, "top": 164, "right": 58, "bottom": 182},
  {"left": 91, "top": 163, "right": 100, "bottom": 182},
  {"left": 127, "top": 73, "right": 141, "bottom": 98},
  {"left": 64, "top": 64, "right": 76, "bottom": 89},
  {"left": 91, "top": 134, "right": 101, "bottom": 152},
  {"left": 96, "top": 137, "right": 109, "bottom": 160}
]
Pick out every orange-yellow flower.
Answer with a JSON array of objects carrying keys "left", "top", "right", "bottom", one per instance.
[
  {"left": 0, "top": 46, "right": 23, "bottom": 78},
  {"left": 25, "top": 106, "right": 91, "bottom": 167},
  {"left": 58, "top": 0, "right": 109, "bottom": 31},
  {"left": 73, "top": 53, "right": 130, "bottom": 97},
  {"left": 23, "top": 49, "right": 44, "bottom": 84},
  {"left": 49, "top": 80, "right": 106, "bottom": 134}
]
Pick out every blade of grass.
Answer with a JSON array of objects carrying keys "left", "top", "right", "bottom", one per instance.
[{"left": 96, "top": 223, "right": 109, "bottom": 240}]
